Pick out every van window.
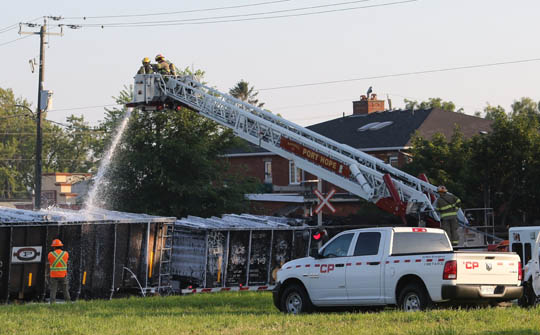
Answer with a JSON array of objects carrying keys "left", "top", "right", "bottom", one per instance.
[
  {"left": 392, "top": 232, "right": 452, "bottom": 255},
  {"left": 525, "top": 243, "right": 532, "bottom": 264},
  {"left": 512, "top": 243, "right": 523, "bottom": 263},
  {"left": 354, "top": 232, "right": 381, "bottom": 256}
]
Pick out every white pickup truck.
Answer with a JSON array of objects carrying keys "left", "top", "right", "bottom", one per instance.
[{"left": 273, "top": 227, "right": 522, "bottom": 313}]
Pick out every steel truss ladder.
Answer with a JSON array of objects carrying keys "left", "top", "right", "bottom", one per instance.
[
  {"left": 130, "top": 74, "right": 468, "bottom": 225},
  {"left": 157, "top": 222, "right": 174, "bottom": 293}
]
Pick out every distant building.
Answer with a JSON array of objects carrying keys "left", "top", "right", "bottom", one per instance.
[
  {"left": 15, "top": 172, "right": 92, "bottom": 210},
  {"left": 224, "top": 94, "right": 492, "bottom": 218}
]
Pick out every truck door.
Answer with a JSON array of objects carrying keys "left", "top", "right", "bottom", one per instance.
[
  {"left": 307, "top": 233, "right": 354, "bottom": 305},
  {"left": 346, "top": 231, "right": 385, "bottom": 304}
]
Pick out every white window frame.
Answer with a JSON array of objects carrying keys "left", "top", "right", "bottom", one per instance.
[
  {"left": 264, "top": 160, "right": 272, "bottom": 183},
  {"left": 389, "top": 156, "right": 399, "bottom": 167},
  {"left": 289, "top": 160, "right": 303, "bottom": 185}
]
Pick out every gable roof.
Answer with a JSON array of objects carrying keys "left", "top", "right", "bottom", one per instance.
[{"left": 224, "top": 108, "right": 492, "bottom": 155}]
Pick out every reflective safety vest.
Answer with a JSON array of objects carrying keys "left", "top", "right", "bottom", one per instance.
[
  {"left": 435, "top": 193, "right": 461, "bottom": 220},
  {"left": 48, "top": 249, "right": 69, "bottom": 278}
]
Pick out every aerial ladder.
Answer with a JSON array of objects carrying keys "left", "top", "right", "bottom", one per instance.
[{"left": 127, "top": 74, "right": 468, "bottom": 227}]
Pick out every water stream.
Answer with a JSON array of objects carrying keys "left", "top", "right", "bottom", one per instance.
[{"left": 83, "top": 108, "right": 132, "bottom": 212}]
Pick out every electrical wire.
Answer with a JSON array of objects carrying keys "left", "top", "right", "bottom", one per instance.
[
  {"left": 0, "top": 25, "right": 18, "bottom": 35},
  {"left": 71, "top": 0, "right": 415, "bottom": 28},
  {"left": 64, "top": 0, "right": 293, "bottom": 20},
  {"left": 74, "top": 0, "right": 374, "bottom": 27},
  {"left": 259, "top": 57, "right": 540, "bottom": 91},
  {"left": 0, "top": 34, "right": 33, "bottom": 48},
  {"left": 47, "top": 103, "right": 121, "bottom": 112}
]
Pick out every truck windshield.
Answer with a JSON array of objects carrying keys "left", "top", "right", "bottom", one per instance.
[{"left": 392, "top": 232, "right": 452, "bottom": 255}]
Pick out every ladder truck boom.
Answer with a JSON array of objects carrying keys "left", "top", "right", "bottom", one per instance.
[{"left": 128, "top": 74, "right": 467, "bottom": 225}]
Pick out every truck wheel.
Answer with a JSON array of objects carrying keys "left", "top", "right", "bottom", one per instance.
[
  {"left": 518, "top": 281, "right": 537, "bottom": 308},
  {"left": 280, "top": 284, "right": 313, "bottom": 314},
  {"left": 398, "top": 284, "right": 431, "bottom": 312}
]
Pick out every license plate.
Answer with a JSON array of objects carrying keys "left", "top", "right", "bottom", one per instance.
[{"left": 480, "top": 285, "right": 496, "bottom": 295}]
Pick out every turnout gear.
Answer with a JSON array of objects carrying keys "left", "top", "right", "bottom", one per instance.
[
  {"left": 155, "top": 53, "right": 176, "bottom": 75},
  {"left": 138, "top": 57, "right": 154, "bottom": 74},
  {"left": 437, "top": 185, "right": 448, "bottom": 193},
  {"left": 434, "top": 191, "right": 461, "bottom": 244},
  {"left": 435, "top": 192, "right": 461, "bottom": 220}
]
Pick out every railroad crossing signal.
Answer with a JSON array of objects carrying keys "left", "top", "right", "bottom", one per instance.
[{"left": 314, "top": 188, "right": 336, "bottom": 214}]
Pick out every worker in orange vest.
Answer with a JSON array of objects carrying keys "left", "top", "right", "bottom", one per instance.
[{"left": 47, "top": 239, "right": 71, "bottom": 303}]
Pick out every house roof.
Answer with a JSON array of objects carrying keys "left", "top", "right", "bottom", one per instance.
[{"left": 224, "top": 108, "right": 492, "bottom": 155}]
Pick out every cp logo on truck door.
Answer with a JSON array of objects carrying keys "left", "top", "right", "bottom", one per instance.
[
  {"left": 465, "top": 261, "right": 479, "bottom": 269},
  {"left": 320, "top": 264, "right": 335, "bottom": 273}
]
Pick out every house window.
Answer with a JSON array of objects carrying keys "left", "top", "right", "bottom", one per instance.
[
  {"left": 264, "top": 161, "right": 272, "bottom": 183},
  {"left": 389, "top": 156, "right": 399, "bottom": 168},
  {"left": 289, "top": 160, "right": 303, "bottom": 185}
]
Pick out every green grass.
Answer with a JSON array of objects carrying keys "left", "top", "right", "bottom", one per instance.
[{"left": 1, "top": 292, "right": 539, "bottom": 335}]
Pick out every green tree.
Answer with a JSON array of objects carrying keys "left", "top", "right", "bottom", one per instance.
[
  {"left": 404, "top": 98, "right": 461, "bottom": 112},
  {"left": 101, "top": 73, "right": 260, "bottom": 218},
  {"left": 44, "top": 115, "right": 101, "bottom": 173},
  {"left": 229, "top": 80, "right": 265, "bottom": 108},
  {"left": 0, "top": 88, "right": 35, "bottom": 199}
]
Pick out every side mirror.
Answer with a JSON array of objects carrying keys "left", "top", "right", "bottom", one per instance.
[{"left": 310, "top": 248, "right": 322, "bottom": 259}]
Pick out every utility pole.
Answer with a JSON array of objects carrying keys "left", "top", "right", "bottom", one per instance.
[{"left": 19, "top": 17, "right": 63, "bottom": 209}]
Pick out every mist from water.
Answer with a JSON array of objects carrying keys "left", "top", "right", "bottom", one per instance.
[{"left": 83, "top": 108, "right": 132, "bottom": 212}]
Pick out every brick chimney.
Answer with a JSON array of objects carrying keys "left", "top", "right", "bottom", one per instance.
[{"left": 352, "top": 93, "right": 385, "bottom": 115}]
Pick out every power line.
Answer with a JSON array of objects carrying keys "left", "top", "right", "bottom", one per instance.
[
  {"left": 72, "top": 0, "right": 415, "bottom": 28},
  {"left": 0, "top": 34, "right": 32, "bottom": 48},
  {"left": 47, "top": 103, "right": 121, "bottom": 112},
  {"left": 259, "top": 57, "right": 540, "bottom": 91},
  {"left": 64, "top": 0, "right": 293, "bottom": 20},
  {"left": 0, "top": 25, "right": 18, "bottom": 35},
  {"left": 75, "top": 0, "right": 374, "bottom": 27},
  {"left": 0, "top": 17, "right": 41, "bottom": 35}
]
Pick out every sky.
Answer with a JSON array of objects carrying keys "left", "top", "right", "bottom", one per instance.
[{"left": 1, "top": 0, "right": 540, "bottom": 127}]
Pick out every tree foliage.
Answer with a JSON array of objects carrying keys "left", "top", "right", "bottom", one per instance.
[
  {"left": 404, "top": 98, "right": 540, "bottom": 226},
  {"left": 100, "top": 73, "right": 260, "bottom": 218},
  {"left": 404, "top": 97, "right": 462, "bottom": 113},
  {"left": 229, "top": 80, "right": 265, "bottom": 108},
  {"left": 0, "top": 87, "right": 103, "bottom": 200}
]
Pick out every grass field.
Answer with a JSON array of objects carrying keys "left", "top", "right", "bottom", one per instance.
[{"left": 1, "top": 292, "right": 540, "bottom": 335}]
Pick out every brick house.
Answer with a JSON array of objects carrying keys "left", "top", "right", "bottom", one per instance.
[
  {"left": 15, "top": 172, "right": 92, "bottom": 210},
  {"left": 224, "top": 95, "right": 492, "bottom": 218}
]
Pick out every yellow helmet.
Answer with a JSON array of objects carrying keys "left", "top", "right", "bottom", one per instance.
[
  {"left": 437, "top": 185, "right": 448, "bottom": 193},
  {"left": 155, "top": 54, "right": 165, "bottom": 62},
  {"left": 142, "top": 57, "right": 150, "bottom": 64}
]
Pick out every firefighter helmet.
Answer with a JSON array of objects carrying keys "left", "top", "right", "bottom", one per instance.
[
  {"left": 155, "top": 54, "right": 165, "bottom": 62},
  {"left": 437, "top": 185, "right": 448, "bottom": 193},
  {"left": 51, "top": 239, "right": 63, "bottom": 247},
  {"left": 142, "top": 57, "right": 150, "bottom": 64}
]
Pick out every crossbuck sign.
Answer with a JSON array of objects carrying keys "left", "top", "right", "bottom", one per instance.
[{"left": 314, "top": 188, "right": 336, "bottom": 214}]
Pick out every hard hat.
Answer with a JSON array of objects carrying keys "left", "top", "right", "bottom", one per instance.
[
  {"left": 437, "top": 185, "right": 448, "bottom": 193},
  {"left": 142, "top": 57, "right": 150, "bottom": 64},
  {"left": 155, "top": 54, "right": 164, "bottom": 61},
  {"left": 51, "top": 239, "right": 63, "bottom": 247}
]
